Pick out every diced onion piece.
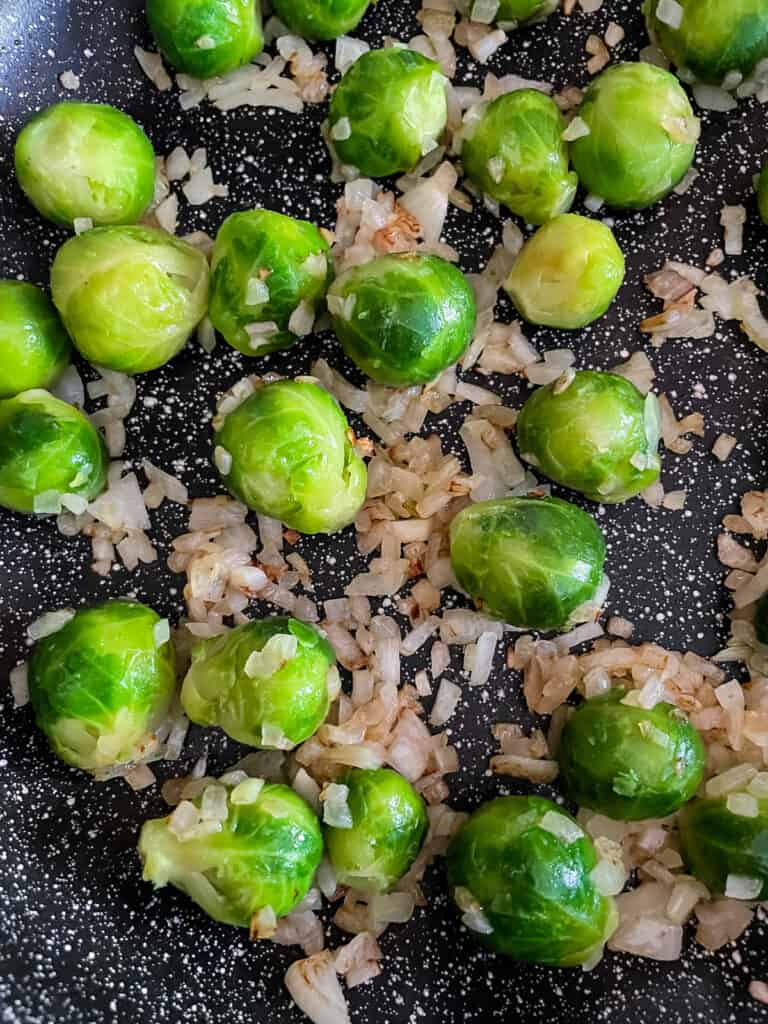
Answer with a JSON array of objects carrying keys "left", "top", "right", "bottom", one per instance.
[
  {"left": 230, "top": 777, "right": 265, "bottom": 805},
  {"left": 153, "top": 619, "right": 170, "bottom": 648},
  {"left": 726, "top": 792, "right": 759, "bottom": 818},
  {"left": 562, "top": 116, "right": 590, "bottom": 141},
  {"left": 539, "top": 811, "right": 583, "bottom": 844},
  {"left": 725, "top": 874, "right": 763, "bottom": 900},
  {"left": 285, "top": 951, "right": 351, "bottom": 1024},
  {"left": 27, "top": 608, "right": 75, "bottom": 641},
  {"left": 244, "top": 633, "right": 298, "bottom": 678},
  {"left": 321, "top": 783, "right": 353, "bottom": 828}
]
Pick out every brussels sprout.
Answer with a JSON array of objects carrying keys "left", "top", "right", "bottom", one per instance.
[
  {"left": 0, "top": 389, "right": 107, "bottom": 514},
  {"left": 271, "top": 0, "right": 374, "bottom": 40},
  {"left": 757, "top": 162, "right": 768, "bottom": 226},
  {"left": 679, "top": 795, "right": 768, "bottom": 900},
  {"left": 326, "top": 48, "right": 448, "bottom": 178},
  {"left": 324, "top": 768, "right": 428, "bottom": 891},
  {"left": 14, "top": 101, "right": 155, "bottom": 228},
  {"left": 516, "top": 370, "right": 662, "bottom": 504},
  {"left": 214, "top": 379, "right": 367, "bottom": 534},
  {"left": 504, "top": 214, "right": 624, "bottom": 329},
  {"left": 460, "top": 90, "right": 577, "bottom": 225},
  {"left": 327, "top": 253, "right": 476, "bottom": 386},
  {"left": 146, "top": 0, "right": 264, "bottom": 78},
  {"left": 558, "top": 689, "right": 705, "bottom": 821},
  {"left": 755, "top": 593, "right": 768, "bottom": 645},
  {"left": 209, "top": 209, "right": 332, "bottom": 357},
  {"left": 28, "top": 600, "right": 176, "bottom": 774},
  {"left": 570, "top": 63, "right": 700, "bottom": 210},
  {"left": 51, "top": 226, "right": 209, "bottom": 375},
  {"left": 181, "top": 617, "right": 335, "bottom": 748},
  {"left": 495, "top": 0, "right": 558, "bottom": 23},
  {"left": 139, "top": 777, "right": 323, "bottom": 927},
  {"left": 0, "top": 281, "right": 71, "bottom": 399},
  {"left": 447, "top": 796, "right": 618, "bottom": 966},
  {"left": 644, "top": 0, "right": 768, "bottom": 85},
  {"left": 449, "top": 496, "right": 607, "bottom": 631}
]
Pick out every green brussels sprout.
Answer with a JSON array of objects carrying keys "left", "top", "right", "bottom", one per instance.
[
  {"left": 209, "top": 209, "right": 332, "bottom": 357},
  {"left": 14, "top": 101, "right": 155, "bottom": 228},
  {"left": 271, "top": 0, "right": 374, "bottom": 40},
  {"left": 504, "top": 214, "right": 624, "bottom": 329},
  {"left": 51, "top": 226, "right": 209, "bottom": 375},
  {"left": 644, "top": 0, "right": 768, "bottom": 85},
  {"left": 679, "top": 794, "right": 768, "bottom": 900},
  {"left": 757, "top": 162, "right": 768, "bottom": 226},
  {"left": 146, "top": 0, "right": 264, "bottom": 78},
  {"left": 570, "top": 63, "right": 700, "bottom": 210},
  {"left": 214, "top": 379, "right": 367, "bottom": 534},
  {"left": 326, "top": 48, "right": 448, "bottom": 178},
  {"left": 495, "top": 0, "right": 558, "bottom": 23},
  {"left": 139, "top": 777, "right": 323, "bottom": 927},
  {"left": 0, "top": 281, "right": 71, "bottom": 399},
  {"left": 516, "top": 370, "right": 662, "bottom": 504},
  {"left": 460, "top": 90, "right": 577, "bottom": 225},
  {"left": 755, "top": 593, "right": 768, "bottom": 645},
  {"left": 28, "top": 600, "right": 176, "bottom": 774},
  {"left": 324, "top": 768, "right": 428, "bottom": 891},
  {"left": 327, "top": 253, "right": 476, "bottom": 387},
  {"left": 447, "top": 796, "right": 618, "bottom": 966},
  {"left": 558, "top": 689, "right": 705, "bottom": 821},
  {"left": 0, "top": 389, "right": 107, "bottom": 514},
  {"left": 449, "top": 496, "right": 607, "bottom": 631},
  {"left": 181, "top": 617, "right": 336, "bottom": 748}
]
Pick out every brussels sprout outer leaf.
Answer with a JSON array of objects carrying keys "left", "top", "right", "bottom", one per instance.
[
  {"left": 497, "top": 0, "right": 559, "bottom": 22},
  {"left": 0, "top": 281, "right": 71, "bottom": 398},
  {"left": 271, "top": 0, "right": 373, "bottom": 40},
  {"left": 678, "top": 796, "right": 768, "bottom": 899},
  {"left": 146, "top": 0, "right": 264, "bottom": 78}
]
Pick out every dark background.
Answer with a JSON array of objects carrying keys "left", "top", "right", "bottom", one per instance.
[{"left": 1, "top": 0, "right": 768, "bottom": 1021}]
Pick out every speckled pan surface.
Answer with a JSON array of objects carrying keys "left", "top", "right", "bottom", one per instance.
[{"left": 1, "top": 1, "right": 768, "bottom": 1022}]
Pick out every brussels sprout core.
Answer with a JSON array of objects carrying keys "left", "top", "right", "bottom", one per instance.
[
  {"left": 679, "top": 793, "right": 768, "bottom": 900},
  {"left": 0, "top": 281, "right": 71, "bottom": 398},
  {"left": 271, "top": 0, "right": 374, "bottom": 40},
  {"left": 328, "top": 253, "right": 477, "bottom": 386},
  {"left": 447, "top": 796, "right": 618, "bottom": 966},
  {"left": 516, "top": 370, "right": 662, "bottom": 504},
  {"left": 28, "top": 600, "right": 176, "bottom": 774},
  {"left": 15, "top": 101, "right": 155, "bottom": 227},
  {"left": 449, "top": 495, "right": 607, "bottom": 631},
  {"left": 146, "top": 0, "right": 264, "bottom": 78}
]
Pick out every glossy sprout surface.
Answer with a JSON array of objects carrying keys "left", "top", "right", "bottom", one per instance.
[
  {"left": 271, "top": 0, "right": 374, "bottom": 40},
  {"left": 0, "top": 281, "right": 71, "bottom": 398},
  {"left": 146, "top": 0, "right": 263, "bottom": 78},
  {"left": 679, "top": 795, "right": 768, "bottom": 899}
]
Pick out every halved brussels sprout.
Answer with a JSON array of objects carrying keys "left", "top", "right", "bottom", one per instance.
[
  {"left": 679, "top": 795, "right": 768, "bottom": 899},
  {"left": 0, "top": 281, "right": 71, "bottom": 398},
  {"left": 495, "top": 0, "right": 558, "bottom": 23},
  {"left": 181, "top": 617, "right": 336, "bottom": 748},
  {"left": 570, "top": 62, "right": 700, "bottom": 209},
  {"left": 146, "top": 0, "right": 264, "bottom": 78},
  {"left": 209, "top": 209, "right": 332, "bottom": 356},
  {"left": 0, "top": 389, "right": 107, "bottom": 514},
  {"left": 51, "top": 226, "right": 209, "bottom": 375},
  {"left": 139, "top": 776, "right": 323, "bottom": 927},
  {"left": 324, "top": 768, "right": 428, "bottom": 892},
  {"left": 757, "top": 162, "right": 768, "bottom": 226},
  {"left": 558, "top": 689, "right": 705, "bottom": 820},
  {"left": 644, "top": 0, "right": 768, "bottom": 85},
  {"left": 449, "top": 496, "right": 607, "bottom": 631},
  {"left": 14, "top": 101, "right": 155, "bottom": 227},
  {"left": 460, "top": 90, "right": 577, "bottom": 225},
  {"left": 504, "top": 214, "right": 624, "bottom": 329},
  {"left": 326, "top": 48, "right": 448, "bottom": 178},
  {"left": 214, "top": 378, "right": 367, "bottom": 534},
  {"left": 447, "top": 796, "right": 618, "bottom": 966},
  {"left": 516, "top": 370, "right": 662, "bottom": 504},
  {"left": 327, "top": 253, "right": 476, "bottom": 386},
  {"left": 28, "top": 600, "right": 176, "bottom": 774},
  {"left": 271, "top": 0, "right": 374, "bottom": 40}
]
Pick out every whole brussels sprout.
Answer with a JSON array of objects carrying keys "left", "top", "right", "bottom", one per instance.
[
  {"left": 139, "top": 776, "right": 323, "bottom": 927},
  {"left": 558, "top": 689, "right": 705, "bottom": 820},
  {"left": 209, "top": 209, "right": 332, "bottom": 357},
  {"left": 449, "top": 496, "right": 607, "bottom": 631},
  {"left": 570, "top": 63, "right": 700, "bottom": 209},
  {"left": 447, "top": 796, "right": 618, "bottom": 966},
  {"left": 28, "top": 600, "right": 176, "bottom": 774},
  {"left": 14, "top": 101, "right": 155, "bottom": 228},
  {"left": 496, "top": 0, "right": 558, "bottom": 24},
  {"left": 51, "top": 226, "right": 210, "bottom": 375},
  {"left": 757, "top": 162, "right": 768, "bottom": 226},
  {"left": 271, "top": 0, "right": 374, "bottom": 40},
  {"left": 0, "top": 389, "right": 107, "bottom": 514},
  {"left": 214, "top": 379, "right": 367, "bottom": 534},
  {"left": 326, "top": 48, "right": 448, "bottom": 178},
  {"left": 0, "top": 281, "right": 71, "bottom": 398},
  {"left": 181, "top": 617, "right": 336, "bottom": 748},
  {"left": 146, "top": 0, "right": 263, "bottom": 78},
  {"left": 327, "top": 253, "right": 476, "bottom": 386},
  {"left": 644, "top": 0, "right": 768, "bottom": 85},
  {"left": 324, "top": 768, "right": 428, "bottom": 892},
  {"left": 460, "top": 90, "right": 577, "bottom": 225},
  {"left": 679, "top": 794, "right": 768, "bottom": 899},
  {"left": 516, "top": 370, "right": 662, "bottom": 504},
  {"left": 504, "top": 214, "right": 624, "bottom": 329}
]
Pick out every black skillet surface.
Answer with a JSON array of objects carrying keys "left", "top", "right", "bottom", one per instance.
[{"left": 2, "top": 1, "right": 768, "bottom": 1022}]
